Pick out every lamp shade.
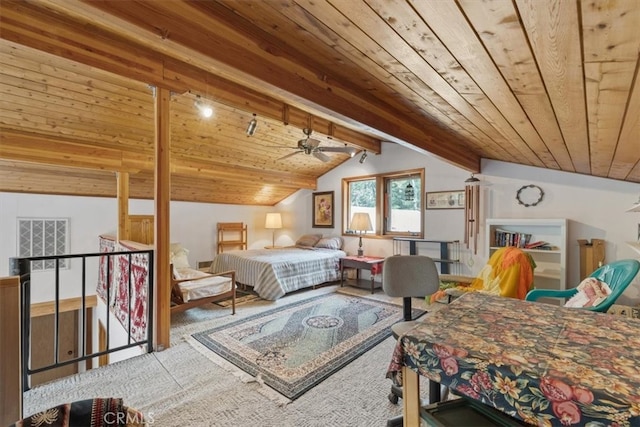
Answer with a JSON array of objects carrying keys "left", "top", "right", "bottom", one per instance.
[
  {"left": 349, "top": 212, "right": 372, "bottom": 232},
  {"left": 265, "top": 213, "right": 282, "bottom": 229}
]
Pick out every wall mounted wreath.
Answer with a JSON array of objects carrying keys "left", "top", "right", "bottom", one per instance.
[{"left": 516, "top": 184, "right": 544, "bottom": 207}]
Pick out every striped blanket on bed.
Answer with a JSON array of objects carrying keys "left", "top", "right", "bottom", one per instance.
[{"left": 210, "top": 247, "right": 346, "bottom": 300}]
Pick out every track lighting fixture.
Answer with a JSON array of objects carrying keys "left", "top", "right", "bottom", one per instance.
[
  {"left": 347, "top": 145, "right": 355, "bottom": 157},
  {"left": 246, "top": 113, "right": 257, "bottom": 136},
  {"left": 194, "top": 95, "right": 213, "bottom": 118},
  {"left": 359, "top": 150, "right": 368, "bottom": 164}
]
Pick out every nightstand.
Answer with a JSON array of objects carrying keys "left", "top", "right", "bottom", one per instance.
[{"left": 340, "top": 255, "right": 384, "bottom": 294}]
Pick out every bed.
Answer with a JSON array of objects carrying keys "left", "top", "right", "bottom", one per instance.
[{"left": 209, "top": 234, "right": 346, "bottom": 300}]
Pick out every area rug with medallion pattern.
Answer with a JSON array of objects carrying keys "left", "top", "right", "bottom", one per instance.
[{"left": 191, "top": 291, "right": 420, "bottom": 401}]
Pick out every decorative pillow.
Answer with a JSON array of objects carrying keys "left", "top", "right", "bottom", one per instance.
[
  {"left": 170, "top": 243, "right": 190, "bottom": 269},
  {"left": 170, "top": 242, "right": 185, "bottom": 254},
  {"left": 171, "top": 252, "right": 190, "bottom": 269},
  {"left": 295, "top": 233, "right": 323, "bottom": 248},
  {"left": 564, "top": 277, "right": 611, "bottom": 308},
  {"left": 315, "top": 236, "right": 343, "bottom": 250}
]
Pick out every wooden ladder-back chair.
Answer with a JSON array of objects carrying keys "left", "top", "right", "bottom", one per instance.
[{"left": 170, "top": 265, "right": 236, "bottom": 314}]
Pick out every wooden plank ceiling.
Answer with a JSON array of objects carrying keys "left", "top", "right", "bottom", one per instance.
[{"left": 0, "top": 0, "right": 638, "bottom": 206}]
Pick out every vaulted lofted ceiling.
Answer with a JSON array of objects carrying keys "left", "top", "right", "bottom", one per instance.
[{"left": 0, "top": 0, "right": 638, "bottom": 206}]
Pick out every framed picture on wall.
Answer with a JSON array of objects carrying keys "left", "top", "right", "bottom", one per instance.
[
  {"left": 426, "top": 190, "right": 465, "bottom": 210},
  {"left": 312, "top": 191, "right": 334, "bottom": 227}
]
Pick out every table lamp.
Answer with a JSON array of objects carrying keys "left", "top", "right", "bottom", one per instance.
[
  {"left": 350, "top": 212, "right": 372, "bottom": 257},
  {"left": 265, "top": 213, "right": 282, "bottom": 248}
]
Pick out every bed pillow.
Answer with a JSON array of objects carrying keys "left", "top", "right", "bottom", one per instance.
[
  {"left": 295, "top": 233, "right": 323, "bottom": 248},
  {"left": 564, "top": 277, "right": 611, "bottom": 308},
  {"left": 315, "top": 236, "right": 343, "bottom": 250}
]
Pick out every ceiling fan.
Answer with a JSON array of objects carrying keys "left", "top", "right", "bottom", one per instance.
[{"left": 276, "top": 128, "right": 357, "bottom": 162}]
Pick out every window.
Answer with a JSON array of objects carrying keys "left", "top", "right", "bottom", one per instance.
[
  {"left": 343, "top": 168, "right": 424, "bottom": 238},
  {"left": 18, "top": 218, "right": 69, "bottom": 271},
  {"left": 384, "top": 174, "right": 422, "bottom": 234},
  {"left": 347, "top": 178, "right": 377, "bottom": 232}
]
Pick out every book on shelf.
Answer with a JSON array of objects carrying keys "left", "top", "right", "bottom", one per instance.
[
  {"left": 524, "top": 241, "right": 558, "bottom": 250},
  {"left": 524, "top": 240, "right": 546, "bottom": 249},
  {"left": 493, "top": 229, "right": 532, "bottom": 248}
]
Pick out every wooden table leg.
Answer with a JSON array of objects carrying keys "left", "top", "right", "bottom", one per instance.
[{"left": 402, "top": 366, "right": 421, "bottom": 426}]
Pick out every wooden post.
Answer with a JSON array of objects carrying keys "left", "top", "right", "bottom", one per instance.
[
  {"left": 117, "top": 171, "right": 130, "bottom": 242},
  {"left": 0, "top": 276, "right": 21, "bottom": 424},
  {"left": 402, "top": 366, "right": 421, "bottom": 426},
  {"left": 154, "top": 86, "right": 171, "bottom": 350}
]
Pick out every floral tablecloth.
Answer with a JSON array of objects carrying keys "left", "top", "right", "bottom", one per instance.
[{"left": 386, "top": 292, "right": 640, "bottom": 426}]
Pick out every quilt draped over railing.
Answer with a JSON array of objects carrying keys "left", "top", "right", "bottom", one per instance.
[{"left": 97, "top": 235, "right": 150, "bottom": 342}]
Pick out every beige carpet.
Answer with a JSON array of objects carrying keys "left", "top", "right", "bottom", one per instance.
[{"left": 22, "top": 285, "right": 438, "bottom": 426}]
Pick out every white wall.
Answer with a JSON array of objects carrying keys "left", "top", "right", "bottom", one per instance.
[
  {"left": 280, "top": 142, "right": 472, "bottom": 261},
  {"left": 2, "top": 142, "right": 639, "bottom": 304},
  {"left": 0, "top": 194, "right": 287, "bottom": 313},
  {"left": 282, "top": 143, "right": 640, "bottom": 305},
  {"left": 128, "top": 199, "right": 295, "bottom": 263},
  {"left": 0, "top": 195, "right": 286, "bottom": 282},
  {"left": 480, "top": 159, "right": 640, "bottom": 292}
]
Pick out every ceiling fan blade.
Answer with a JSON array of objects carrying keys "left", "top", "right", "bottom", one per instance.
[
  {"left": 313, "top": 151, "right": 331, "bottom": 162},
  {"left": 318, "top": 146, "right": 357, "bottom": 156},
  {"left": 268, "top": 145, "right": 300, "bottom": 149},
  {"left": 276, "top": 151, "right": 302, "bottom": 161}
]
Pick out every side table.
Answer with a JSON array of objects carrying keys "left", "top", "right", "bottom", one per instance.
[{"left": 340, "top": 255, "right": 385, "bottom": 294}]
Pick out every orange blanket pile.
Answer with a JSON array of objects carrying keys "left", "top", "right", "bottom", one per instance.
[{"left": 431, "top": 247, "right": 536, "bottom": 303}]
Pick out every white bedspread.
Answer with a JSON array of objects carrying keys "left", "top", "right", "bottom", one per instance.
[{"left": 210, "top": 247, "right": 346, "bottom": 300}]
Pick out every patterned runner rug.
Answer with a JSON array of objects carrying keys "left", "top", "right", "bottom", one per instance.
[{"left": 191, "top": 291, "right": 420, "bottom": 400}]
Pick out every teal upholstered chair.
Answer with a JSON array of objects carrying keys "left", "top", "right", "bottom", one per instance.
[{"left": 525, "top": 259, "right": 640, "bottom": 312}]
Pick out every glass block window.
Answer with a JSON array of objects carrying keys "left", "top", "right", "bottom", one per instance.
[{"left": 18, "top": 218, "right": 69, "bottom": 271}]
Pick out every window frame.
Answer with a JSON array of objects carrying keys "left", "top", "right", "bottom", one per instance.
[{"left": 342, "top": 168, "right": 424, "bottom": 239}]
